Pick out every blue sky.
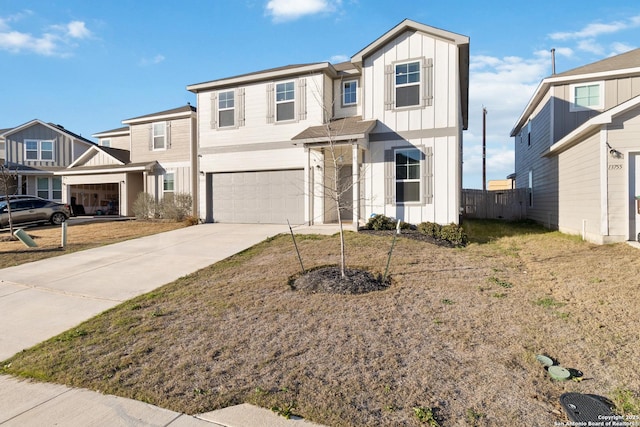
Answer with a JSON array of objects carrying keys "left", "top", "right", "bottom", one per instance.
[{"left": 1, "top": 0, "right": 639, "bottom": 189}]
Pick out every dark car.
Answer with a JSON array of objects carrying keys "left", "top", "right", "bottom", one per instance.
[{"left": 0, "top": 198, "right": 71, "bottom": 228}]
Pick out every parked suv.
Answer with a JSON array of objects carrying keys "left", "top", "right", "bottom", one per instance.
[{"left": 0, "top": 197, "right": 71, "bottom": 228}]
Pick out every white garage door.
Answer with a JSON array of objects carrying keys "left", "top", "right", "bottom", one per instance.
[{"left": 212, "top": 170, "right": 305, "bottom": 224}]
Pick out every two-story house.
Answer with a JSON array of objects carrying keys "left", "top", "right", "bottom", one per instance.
[
  {"left": 511, "top": 48, "right": 640, "bottom": 244},
  {"left": 187, "top": 19, "right": 469, "bottom": 227},
  {"left": 56, "top": 104, "right": 198, "bottom": 216},
  {"left": 0, "top": 120, "right": 94, "bottom": 200}
]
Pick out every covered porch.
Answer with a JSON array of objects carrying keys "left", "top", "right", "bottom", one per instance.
[{"left": 292, "top": 116, "right": 377, "bottom": 229}]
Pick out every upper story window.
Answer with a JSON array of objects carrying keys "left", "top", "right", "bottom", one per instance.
[
  {"left": 570, "top": 82, "right": 604, "bottom": 112},
  {"left": 342, "top": 80, "right": 358, "bottom": 106},
  {"left": 101, "top": 139, "right": 111, "bottom": 147},
  {"left": 275, "top": 81, "right": 295, "bottom": 121},
  {"left": 395, "top": 148, "right": 421, "bottom": 203},
  {"left": 152, "top": 122, "right": 166, "bottom": 150},
  {"left": 218, "top": 90, "right": 235, "bottom": 127},
  {"left": 25, "top": 139, "right": 55, "bottom": 161},
  {"left": 395, "top": 61, "right": 421, "bottom": 108}
]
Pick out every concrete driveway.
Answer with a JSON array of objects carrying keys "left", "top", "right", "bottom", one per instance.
[{"left": 0, "top": 222, "right": 337, "bottom": 361}]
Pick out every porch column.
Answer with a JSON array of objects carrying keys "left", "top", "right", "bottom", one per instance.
[
  {"left": 305, "top": 148, "right": 313, "bottom": 225},
  {"left": 352, "top": 143, "right": 359, "bottom": 231}
]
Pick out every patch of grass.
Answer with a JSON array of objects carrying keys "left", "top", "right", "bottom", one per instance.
[
  {"left": 463, "top": 218, "right": 547, "bottom": 244},
  {"left": 612, "top": 389, "right": 640, "bottom": 415},
  {"left": 534, "top": 296, "right": 565, "bottom": 308},
  {"left": 488, "top": 276, "right": 513, "bottom": 288},
  {"left": 465, "top": 407, "right": 486, "bottom": 425},
  {"left": 413, "top": 406, "right": 439, "bottom": 426},
  {"left": 441, "top": 298, "right": 455, "bottom": 305},
  {"left": 492, "top": 292, "right": 507, "bottom": 299}
]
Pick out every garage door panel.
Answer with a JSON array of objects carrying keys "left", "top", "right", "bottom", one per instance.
[{"left": 212, "top": 170, "right": 304, "bottom": 224}]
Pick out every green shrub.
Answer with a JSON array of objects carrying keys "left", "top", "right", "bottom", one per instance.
[
  {"left": 439, "top": 223, "right": 468, "bottom": 246},
  {"left": 365, "top": 214, "right": 397, "bottom": 230},
  {"left": 417, "top": 221, "right": 441, "bottom": 237},
  {"left": 417, "top": 221, "right": 468, "bottom": 246},
  {"left": 132, "top": 192, "right": 157, "bottom": 220}
]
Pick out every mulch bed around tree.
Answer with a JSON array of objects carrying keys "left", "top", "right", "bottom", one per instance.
[{"left": 292, "top": 266, "right": 390, "bottom": 294}]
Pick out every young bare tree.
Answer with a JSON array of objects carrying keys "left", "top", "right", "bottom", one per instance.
[{"left": 0, "top": 164, "right": 18, "bottom": 238}]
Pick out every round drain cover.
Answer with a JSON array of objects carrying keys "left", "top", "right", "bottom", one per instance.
[{"left": 548, "top": 365, "right": 571, "bottom": 380}]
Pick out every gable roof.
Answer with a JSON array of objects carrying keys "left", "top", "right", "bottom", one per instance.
[
  {"left": 292, "top": 116, "right": 378, "bottom": 144},
  {"left": 92, "top": 126, "right": 129, "bottom": 139},
  {"left": 0, "top": 119, "right": 95, "bottom": 146},
  {"left": 544, "top": 94, "right": 640, "bottom": 157},
  {"left": 187, "top": 63, "right": 337, "bottom": 92},
  {"left": 511, "top": 48, "right": 640, "bottom": 136},
  {"left": 68, "top": 144, "right": 130, "bottom": 168},
  {"left": 122, "top": 104, "right": 196, "bottom": 124},
  {"left": 351, "top": 19, "right": 470, "bottom": 66}
]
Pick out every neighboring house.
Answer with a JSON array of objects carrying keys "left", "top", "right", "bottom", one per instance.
[
  {"left": 0, "top": 120, "right": 94, "bottom": 200},
  {"left": 56, "top": 104, "right": 198, "bottom": 216},
  {"left": 187, "top": 19, "right": 469, "bottom": 226},
  {"left": 511, "top": 48, "right": 640, "bottom": 243}
]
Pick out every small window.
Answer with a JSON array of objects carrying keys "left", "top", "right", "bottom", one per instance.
[
  {"left": 37, "top": 177, "right": 49, "bottom": 199},
  {"left": 25, "top": 140, "right": 39, "bottom": 160},
  {"left": 164, "top": 172, "right": 175, "bottom": 194},
  {"left": 52, "top": 177, "right": 62, "bottom": 200},
  {"left": 275, "top": 81, "right": 295, "bottom": 121},
  {"left": 152, "top": 122, "right": 166, "bottom": 150},
  {"left": 218, "top": 90, "right": 235, "bottom": 127},
  {"left": 395, "top": 148, "right": 421, "bottom": 203},
  {"left": 343, "top": 80, "right": 357, "bottom": 106},
  {"left": 101, "top": 139, "right": 111, "bottom": 147},
  {"left": 40, "top": 141, "right": 53, "bottom": 160},
  {"left": 395, "top": 62, "right": 421, "bottom": 108},
  {"left": 570, "top": 82, "right": 603, "bottom": 111}
]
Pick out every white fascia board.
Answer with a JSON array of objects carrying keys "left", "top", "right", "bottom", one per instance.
[
  {"left": 54, "top": 165, "right": 150, "bottom": 176},
  {"left": 68, "top": 146, "right": 126, "bottom": 168},
  {"left": 92, "top": 130, "right": 129, "bottom": 138},
  {"left": 351, "top": 19, "right": 469, "bottom": 66},
  {"left": 186, "top": 63, "right": 335, "bottom": 92},
  {"left": 546, "top": 95, "right": 640, "bottom": 156},
  {"left": 122, "top": 111, "right": 195, "bottom": 125},
  {"left": 511, "top": 67, "right": 640, "bottom": 136}
]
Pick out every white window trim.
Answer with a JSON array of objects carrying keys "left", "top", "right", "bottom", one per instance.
[
  {"left": 163, "top": 171, "right": 175, "bottom": 194},
  {"left": 394, "top": 60, "right": 422, "bottom": 109},
  {"left": 570, "top": 81, "right": 604, "bottom": 112},
  {"left": 24, "top": 139, "right": 55, "bottom": 161},
  {"left": 218, "top": 90, "right": 235, "bottom": 128},
  {"left": 275, "top": 80, "right": 296, "bottom": 122},
  {"left": 152, "top": 121, "right": 167, "bottom": 151},
  {"left": 395, "top": 147, "right": 421, "bottom": 204},
  {"left": 342, "top": 80, "right": 358, "bottom": 107}
]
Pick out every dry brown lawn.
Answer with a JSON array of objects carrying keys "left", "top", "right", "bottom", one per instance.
[
  {"left": 2, "top": 224, "right": 640, "bottom": 426},
  {"left": 0, "top": 220, "right": 187, "bottom": 268}
]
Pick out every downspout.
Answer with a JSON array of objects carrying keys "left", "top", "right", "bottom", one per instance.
[{"left": 600, "top": 127, "right": 609, "bottom": 237}]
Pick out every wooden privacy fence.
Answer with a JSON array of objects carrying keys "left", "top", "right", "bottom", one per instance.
[{"left": 461, "top": 188, "right": 528, "bottom": 220}]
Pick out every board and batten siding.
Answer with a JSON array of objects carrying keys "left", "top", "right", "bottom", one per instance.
[
  {"left": 5, "top": 123, "right": 90, "bottom": 167},
  {"left": 83, "top": 150, "right": 124, "bottom": 167},
  {"left": 557, "top": 132, "right": 601, "bottom": 239},
  {"left": 362, "top": 30, "right": 459, "bottom": 132}
]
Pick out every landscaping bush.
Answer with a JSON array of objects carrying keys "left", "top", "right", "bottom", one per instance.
[
  {"left": 132, "top": 192, "right": 157, "bottom": 220},
  {"left": 365, "top": 214, "right": 397, "bottom": 230},
  {"left": 417, "top": 221, "right": 468, "bottom": 247},
  {"left": 158, "top": 193, "right": 192, "bottom": 221},
  {"left": 439, "top": 223, "right": 468, "bottom": 246},
  {"left": 364, "top": 214, "right": 411, "bottom": 231},
  {"left": 417, "top": 221, "right": 441, "bottom": 237}
]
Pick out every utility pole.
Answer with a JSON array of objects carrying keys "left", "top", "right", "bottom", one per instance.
[{"left": 482, "top": 107, "right": 487, "bottom": 191}]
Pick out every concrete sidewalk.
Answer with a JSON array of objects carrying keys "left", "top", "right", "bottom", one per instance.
[{"left": 0, "top": 223, "right": 335, "bottom": 426}]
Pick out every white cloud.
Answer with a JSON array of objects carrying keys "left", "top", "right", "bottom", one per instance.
[
  {"left": 0, "top": 13, "right": 92, "bottom": 57},
  {"left": 139, "top": 54, "right": 166, "bottom": 66},
  {"left": 609, "top": 42, "right": 635, "bottom": 55},
  {"left": 265, "top": 0, "right": 340, "bottom": 22},
  {"left": 576, "top": 39, "right": 604, "bottom": 55},
  {"left": 549, "top": 15, "right": 640, "bottom": 40}
]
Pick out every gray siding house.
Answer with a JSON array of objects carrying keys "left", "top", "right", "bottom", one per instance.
[
  {"left": 511, "top": 48, "right": 640, "bottom": 243},
  {"left": 0, "top": 120, "right": 94, "bottom": 200}
]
